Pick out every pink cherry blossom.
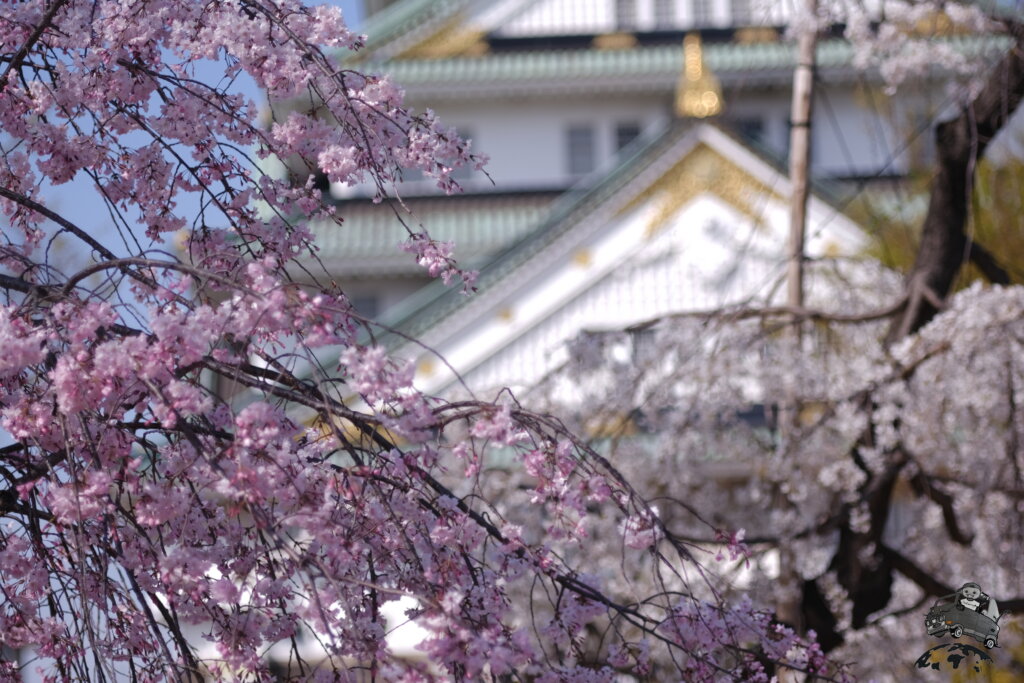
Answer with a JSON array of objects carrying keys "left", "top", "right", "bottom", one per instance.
[{"left": 0, "top": 0, "right": 851, "bottom": 680}]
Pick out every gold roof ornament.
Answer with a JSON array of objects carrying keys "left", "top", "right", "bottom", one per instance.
[{"left": 675, "top": 33, "right": 723, "bottom": 118}]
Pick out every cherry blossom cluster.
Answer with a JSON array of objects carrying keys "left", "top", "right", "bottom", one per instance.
[
  {"left": 0, "top": 0, "right": 850, "bottom": 680},
  {"left": 833, "top": 1, "right": 1003, "bottom": 94},
  {"left": 542, "top": 261, "right": 1024, "bottom": 677},
  {"left": 400, "top": 234, "right": 477, "bottom": 291}
]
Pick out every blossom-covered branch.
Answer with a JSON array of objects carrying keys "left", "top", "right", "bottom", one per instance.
[{"left": 0, "top": 0, "right": 849, "bottom": 680}]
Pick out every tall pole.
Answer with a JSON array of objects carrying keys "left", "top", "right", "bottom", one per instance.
[
  {"left": 787, "top": 0, "right": 817, "bottom": 313},
  {"left": 777, "top": 0, "right": 817, "bottom": 644}
]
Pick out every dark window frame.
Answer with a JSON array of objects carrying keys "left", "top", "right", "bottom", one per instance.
[{"left": 567, "top": 124, "right": 597, "bottom": 177}]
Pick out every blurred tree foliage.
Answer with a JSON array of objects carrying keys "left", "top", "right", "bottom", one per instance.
[{"left": 851, "top": 157, "right": 1024, "bottom": 289}]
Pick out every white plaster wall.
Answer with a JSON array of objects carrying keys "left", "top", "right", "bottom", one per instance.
[
  {"left": 493, "top": 0, "right": 789, "bottom": 36},
  {"left": 402, "top": 96, "right": 671, "bottom": 191},
  {"left": 721, "top": 91, "right": 792, "bottom": 155},
  {"left": 812, "top": 85, "right": 910, "bottom": 177},
  {"left": 394, "top": 86, "right": 920, "bottom": 195},
  {"left": 723, "top": 85, "right": 917, "bottom": 178},
  {"left": 446, "top": 193, "right": 785, "bottom": 395},
  {"left": 410, "top": 187, "right": 797, "bottom": 395},
  {"left": 496, "top": 0, "right": 616, "bottom": 36}
]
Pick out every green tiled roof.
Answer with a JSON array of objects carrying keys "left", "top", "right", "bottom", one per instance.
[
  {"left": 362, "top": 35, "right": 1010, "bottom": 93},
  {"left": 309, "top": 193, "right": 556, "bottom": 275}
]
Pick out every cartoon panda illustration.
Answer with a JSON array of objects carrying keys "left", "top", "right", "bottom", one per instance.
[
  {"left": 958, "top": 582, "right": 983, "bottom": 612},
  {"left": 925, "top": 582, "right": 1002, "bottom": 649}
]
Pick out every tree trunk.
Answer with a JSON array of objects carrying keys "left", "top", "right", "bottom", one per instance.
[
  {"left": 887, "top": 26, "right": 1024, "bottom": 342},
  {"left": 806, "top": 24, "right": 1024, "bottom": 652}
]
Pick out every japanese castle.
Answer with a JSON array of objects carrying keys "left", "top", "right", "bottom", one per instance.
[{"left": 302, "top": 0, "right": 1002, "bottom": 397}]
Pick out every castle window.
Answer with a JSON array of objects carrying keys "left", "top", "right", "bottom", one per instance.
[
  {"left": 732, "top": 0, "right": 753, "bottom": 26},
  {"left": 615, "top": 122, "right": 642, "bottom": 152},
  {"left": 654, "top": 0, "right": 676, "bottom": 28},
  {"left": 350, "top": 295, "right": 379, "bottom": 320},
  {"left": 615, "top": 0, "right": 638, "bottom": 30},
  {"left": 733, "top": 117, "right": 765, "bottom": 144},
  {"left": 692, "top": 0, "right": 713, "bottom": 27},
  {"left": 567, "top": 125, "right": 596, "bottom": 177}
]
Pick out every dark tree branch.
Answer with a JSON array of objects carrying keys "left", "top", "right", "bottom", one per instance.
[
  {"left": 908, "top": 470, "right": 975, "bottom": 546},
  {"left": 878, "top": 545, "right": 954, "bottom": 596},
  {"left": 0, "top": 272, "right": 58, "bottom": 299},
  {"left": 0, "top": 186, "right": 119, "bottom": 262},
  {"left": 882, "top": 544, "right": 1024, "bottom": 614},
  {"left": 968, "top": 241, "right": 1013, "bottom": 285},
  {"left": 887, "top": 26, "right": 1024, "bottom": 342},
  {"left": 0, "top": 0, "right": 71, "bottom": 91},
  {"left": 827, "top": 28, "right": 1024, "bottom": 647}
]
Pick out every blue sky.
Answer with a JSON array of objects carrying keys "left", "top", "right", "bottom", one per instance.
[
  {"left": 336, "top": 0, "right": 364, "bottom": 29},
  {"left": 35, "top": 0, "right": 367, "bottom": 266}
]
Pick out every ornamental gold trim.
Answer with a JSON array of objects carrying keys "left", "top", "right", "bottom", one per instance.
[
  {"left": 734, "top": 27, "right": 779, "bottom": 44},
  {"left": 620, "top": 142, "right": 781, "bottom": 238},
  {"left": 572, "top": 249, "right": 593, "bottom": 267},
  {"left": 593, "top": 33, "right": 638, "bottom": 50}
]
